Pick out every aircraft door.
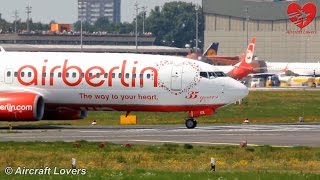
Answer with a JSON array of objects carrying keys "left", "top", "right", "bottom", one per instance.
[
  {"left": 0, "top": 68, "right": 3, "bottom": 84},
  {"left": 171, "top": 65, "right": 183, "bottom": 91},
  {"left": 4, "top": 68, "right": 13, "bottom": 84}
]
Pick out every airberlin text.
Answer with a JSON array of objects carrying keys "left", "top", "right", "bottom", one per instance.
[{"left": 16, "top": 60, "right": 158, "bottom": 88}]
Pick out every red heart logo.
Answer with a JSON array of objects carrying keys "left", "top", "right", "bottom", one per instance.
[{"left": 287, "top": 2, "right": 317, "bottom": 29}]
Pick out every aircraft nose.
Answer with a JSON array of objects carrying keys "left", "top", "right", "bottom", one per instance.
[
  {"left": 223, "top": 78, "right": 249, "bottom": 103},
  {"left": 234, "top": 80, "right": 249, "bottom": 99}
]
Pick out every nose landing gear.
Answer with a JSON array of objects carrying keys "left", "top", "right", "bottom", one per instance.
[{"left": 185, "top": 118, "right": 197, "bottom": 129}]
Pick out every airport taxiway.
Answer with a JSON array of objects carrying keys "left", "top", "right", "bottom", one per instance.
[{"left": 1, "top": 124, "right": 320, "bottom": 147}]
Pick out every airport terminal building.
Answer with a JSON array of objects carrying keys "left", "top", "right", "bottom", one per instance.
[{"left": 203, "top": 0, "right": 320, "bottom": 62}]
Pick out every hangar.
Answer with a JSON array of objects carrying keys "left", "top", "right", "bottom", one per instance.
[{"left": 203, "top": 0, "right": 320, "bottom": 62}]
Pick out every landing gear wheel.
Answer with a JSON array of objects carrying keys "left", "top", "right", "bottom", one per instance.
[{"left": 185, "top": 118, "right": 197, "bottom": 129}]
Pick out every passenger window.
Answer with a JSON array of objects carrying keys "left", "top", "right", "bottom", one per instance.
[
  {"left": 200, "top": 72, "right": 208, "bottom": 78},
  {"left": 14, "top": 72, "right": 18, "bottom": 77},
  {"left": 96, "top": 73, "right": 100, "bottom": 78},
  {"left": 81, "top": 73, "right": 85, "bottom": 78},
  {"left": 42, "top": 73, "right": 46, "bottom": 77},
  {"left": 112, "top": 73, "right": 115, "bottom": 78},
  {"left": 104, "top": 73, "right": 108, "bottom": 78},
  {"left": 89, "top": 73, "right": 92, "bottom": 78},
  {"left": 118, "top": 73, "right": 122, "bottom": 78},
  {"left": 58, "top": 72, "right": 62, "bottom": 78},
  {"left": 147, "top": 74, "right": 151, "bottom": 79},
  {"left": 72, "top": 72, "right": 76, "bottom": 78},
  {"left": 140, "top": 74, "right": 143, "bottom": 78},
  {"left": 125, "top": 73, "right": 129, "bottom": 78},
  {"left": 28, "top": 72, "right": 32, "bottom": 77},
  {"left": 66, "top": 73, "right": 69, "bottom": 78},
  {"left": 21, "top": 72, "right": 25, "bottom": 77},
  {"left": 133, "top": 74, "right": 136, "bottom": 78},
  {"left": 7, "top": 71, "right": 11, "bottom": 77},
  {"left": 50, "top": 73, "right": 54, "bottom": 78}
]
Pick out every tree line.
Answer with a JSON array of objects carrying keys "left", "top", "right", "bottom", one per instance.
[{"left": 0, "top": 2, "right": 204, "bottom": 48}]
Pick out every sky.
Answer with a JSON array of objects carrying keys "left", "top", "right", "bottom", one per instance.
[{"left": 0, "top": 0, "right": 201, "bottom": 23}]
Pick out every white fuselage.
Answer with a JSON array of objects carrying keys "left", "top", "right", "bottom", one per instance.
[
  {"left": 266, "top": 62, "right": 320, "bottom": 76},
  {"left": 0, "top": 52, "right": 248, "bottom": 112}
]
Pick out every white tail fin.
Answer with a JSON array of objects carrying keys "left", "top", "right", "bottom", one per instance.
[{"left": 0, "top": 46, "right": 6, "bottom": 52}]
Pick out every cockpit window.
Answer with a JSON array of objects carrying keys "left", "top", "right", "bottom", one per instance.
[
  {"left": 208, "top": 72, "right": 216, "bottom": 79},
  {"left": 215, "top": 71, "right": 226, "bottom": 77},
  {"left": 200, "top": 72, "right": 208, "bottom": 78},
  {"left": 200, "top": 71, "right": 226, "bottom": 79}
]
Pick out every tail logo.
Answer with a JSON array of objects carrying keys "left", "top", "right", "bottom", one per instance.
[
  {"left": 207, "top": 49, "right": 216, "bottom": 56},
  {"left": 245, "top": 43, "right": 254, "bottom": 64},
  {"left": 287, "top": 2, "right": 316, "bottom": 29}
]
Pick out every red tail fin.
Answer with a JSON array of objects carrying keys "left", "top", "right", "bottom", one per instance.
[{"left": 228, "top": 37, "right": 256, "bottom": 80}]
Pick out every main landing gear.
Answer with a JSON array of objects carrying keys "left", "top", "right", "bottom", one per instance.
[{"left": 185, "top": 118, "right": 197, "bottom": 129}]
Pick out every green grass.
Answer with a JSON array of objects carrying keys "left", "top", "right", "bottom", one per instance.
[
  {"left": 0, "top": 142, "right": 320, "bottom": 172},
  {"left": 0, "top": 142, "right": 320, "bottom": 179},
  {"left": 1, "top": 91, "right": 320, "bottom": 126},
  {"left": 1, "top": 170, "right": 320, "bottom": 180}
]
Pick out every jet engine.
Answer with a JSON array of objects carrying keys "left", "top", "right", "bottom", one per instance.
[{"left": 0, "top": 92, "right": 44, "bottom": 121}]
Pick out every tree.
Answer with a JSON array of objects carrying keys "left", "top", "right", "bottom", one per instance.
[
  {"left": 74, "top": 20, "right": 94, "bottom": 33},
  {"left": 94, "top": 17, "right": 111, "bottom": 32},
  {"left": 145, "top": 2, "right": 204, "bottom": 48}
]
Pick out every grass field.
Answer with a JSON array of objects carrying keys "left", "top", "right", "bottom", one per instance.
[
  {"left": 1, "top": 90, "right": 319, "bottom": 127},
  {"left": 0, "top": 142, "right": 320, "bottom": 179}
]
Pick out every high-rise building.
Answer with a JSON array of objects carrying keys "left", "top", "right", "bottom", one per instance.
[{"left": 78, "top": 0, "right": 121, "bottom": 24}]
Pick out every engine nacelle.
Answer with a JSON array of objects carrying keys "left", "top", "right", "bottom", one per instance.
[
  {"left": 42, "top": 110, "right": 88, "bottom": 120},
  {"left": 0, "top": 92, "right": 44, "bottom": 121}
]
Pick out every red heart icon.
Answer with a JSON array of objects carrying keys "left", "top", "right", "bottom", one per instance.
[{"left": 287, "top": 2, "right": 317, "bottom": 29}]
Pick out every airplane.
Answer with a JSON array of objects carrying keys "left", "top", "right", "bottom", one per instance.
[
  {"left": 0, "top": 49, "right": 248, "bottom": 128},
  {"left": 203, "top": 42, "right": 219, "bottom": 56},
  {"left": 204, "top": 42, "right": 240, "bottom": 66},
  {"left": 187, "top": 42, "right": 239, "bottom": 65},
  {"left": 206, "top": 37, "right": 256, "bottom": 80},
  {"left": 262, "top": 62, "right": 320, "bottom": 76}
]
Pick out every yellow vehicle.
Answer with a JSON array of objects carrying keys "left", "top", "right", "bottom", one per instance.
[{"left": 289, "top": 77, "right": 315, "bottom": 87}]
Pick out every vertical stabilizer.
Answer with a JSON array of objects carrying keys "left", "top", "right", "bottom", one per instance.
[
  {"left": 227, "top": 37, "right": 256, "bottom": 80},
  {"left": 203, "top": 42, "right": 219, "bottom": 56},
  {"left": 0, "top": 46, "right": 6, "bottom": 52}
]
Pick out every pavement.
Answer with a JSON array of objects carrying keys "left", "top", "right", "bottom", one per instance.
[{"left": 1, "top": 123, "right": 320, "bottom": 147}]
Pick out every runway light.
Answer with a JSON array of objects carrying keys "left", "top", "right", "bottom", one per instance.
[
  {"left": 240, "top": 140, "right": 247, "bottom": 148},
  {"left": 71, "top": 158, "right": 76, "bottom": 169},
  {"left": 99, "top": 143, "right": 105, "bottom": 149},
  {"left": 8, "top": 123, "right": 12, "bottom": 131},
  {"left": 124, "top": 144, "right": 132, "bottom": 148},
  {"left": 298, "top": 117, "right": 304, "bottom": 123},
  {"left": 73, "top": 142, "right": 81, "bottom": 148},
  {"left": 91, "top": 120, "right": 97, "bottom": 125},
  {"left": 211, "top": 158, "right": 216, "bottom": 172},
  {"left": 243, "top": 118, "right": 250, "bottom": 124}
]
